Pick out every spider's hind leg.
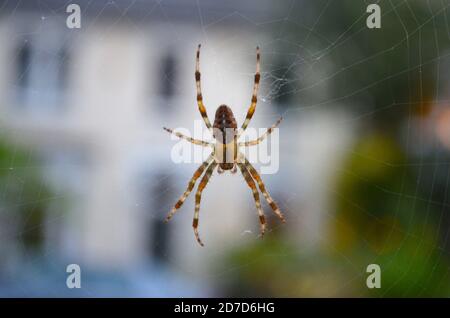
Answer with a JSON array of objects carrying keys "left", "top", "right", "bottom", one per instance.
[
  {"left": 241, "top": 46, "right": 261, "bottom": 132},
  {"left": 195, "top": 44, "right": 213, "bottom": 132}
]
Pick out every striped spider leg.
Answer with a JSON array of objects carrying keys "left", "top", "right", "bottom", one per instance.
[
  {"left": 235, "top": 46, "right": 284, "bottom": 232},
  {"left": 238, "top": 116, "right": 282, "bottom": 147},
  {"left": 236, "top": 152, "right": 285, "bottom": 238},
  {"left": 236, "top": 157, "right": 266, "bottom": 237},
  {"left": 192, "top": 161, "right": 217, "bottom": 246},
  {"left": 164, "top": 153, "right": 214, "bottom": 222},
  {"left": 239, "top": 154, "right": 285, "bottom": 223},
  {"left": 195, "top": 44, "right": 213, "bottom": 134},
  {"left": 240, "top": 46, "right": 261, "bottom": 133},
  {"left": 163, "top": 127, "right": 212, "bottom": 147}
]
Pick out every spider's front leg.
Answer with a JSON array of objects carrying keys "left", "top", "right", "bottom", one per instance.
[
  {"left": 236, "top": 161, "right": 266, "bottom": 237},
  {"left": 241, "top": 155, "right": 285, "bottom": 222},
  {"left": 193, "top": 162, "right": 218, "bottom": 246},
  {"left": 165, "top": 154, "right": 214, "bottom": 222}
]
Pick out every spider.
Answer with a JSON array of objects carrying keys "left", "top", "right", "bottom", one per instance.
[{"left": 164, "top": 44, "right": 285, "bottom": 246}]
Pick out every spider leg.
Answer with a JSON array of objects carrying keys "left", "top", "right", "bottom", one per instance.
[
  {"left": 240, "top": 46, "right": 261, "bottom": 132},
  {"left": 193, "top": 161, "right": 218, "bottom": 246},
  {"left": 165, "top": 154, "right": 214, "bottom": 222},
  {"left": 163, "top": 127, "right": 212, "bottom": 147},
  {"left": 195, "top": 44, "right": 213, "bottom": 132},
  {"left": 237, "top": 162, "right": 266, "bottom": 237},
  {"left": 241, "top": 155, "right": 285, "bottom": 222},
  {"left": 238, "top": 117, "right": 282, "bottom": 147}
]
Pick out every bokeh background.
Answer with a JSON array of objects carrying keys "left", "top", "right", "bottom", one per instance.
[{"left": 0, "top": 0, "right": 449, "bottom": 297}]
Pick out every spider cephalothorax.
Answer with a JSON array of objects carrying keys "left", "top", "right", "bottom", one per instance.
[{"left": 164, "top": 45, "right": 285, "bottom": 246}]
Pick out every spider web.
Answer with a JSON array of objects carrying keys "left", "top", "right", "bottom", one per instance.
[{"left": 0, "top": 0, "right": 450, "bottom": 297}]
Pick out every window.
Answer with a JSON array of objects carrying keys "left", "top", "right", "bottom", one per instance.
[
  {"left": 140, "top": 170, "right": 173, "bottom": 263},
  {"left": 14, "top": 37, "right": 69, "bottom": 113},
  {"left": 16, "top": 41, "right": 31, "bottom": 90},
  {"left": 158, "top": 53, "right": 178, "bottom": 100}
]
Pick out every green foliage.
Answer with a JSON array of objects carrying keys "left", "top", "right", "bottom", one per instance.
[
  {"left": 0, "top": 139, "right": 52, "bottom": 250},
  {"left": 222, "top": 1, "right": 450, "bottom": 297},
  {"left": 333, "top": 133, "right": 450, "bottom": 296}
]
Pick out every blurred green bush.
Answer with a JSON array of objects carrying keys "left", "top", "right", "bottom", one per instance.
[
  {"left": 220, "top": 1, "right": 450, "bottom": 297},
  {"left": 0, "top": 139, "right": 52, "bottom": 253}
]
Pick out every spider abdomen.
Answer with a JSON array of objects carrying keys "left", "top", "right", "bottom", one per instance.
[
  {"left": 213, "top": 105, "right": 237, "bottom": 131},
  {"left": 213, "top": 105, "right": 237, "bottom": 170}
]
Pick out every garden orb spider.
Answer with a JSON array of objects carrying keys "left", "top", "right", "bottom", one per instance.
[{"left": 164, "top": 44, "right": 285, "bottom": 246}]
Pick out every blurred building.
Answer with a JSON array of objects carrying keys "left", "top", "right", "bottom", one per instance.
[{"left": 0, "top": 0, "right": 354, "bottom": 295}]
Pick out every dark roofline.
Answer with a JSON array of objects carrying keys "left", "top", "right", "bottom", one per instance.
[{"left": 0, "top": 0, "right": 287, "bottom": 26}]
